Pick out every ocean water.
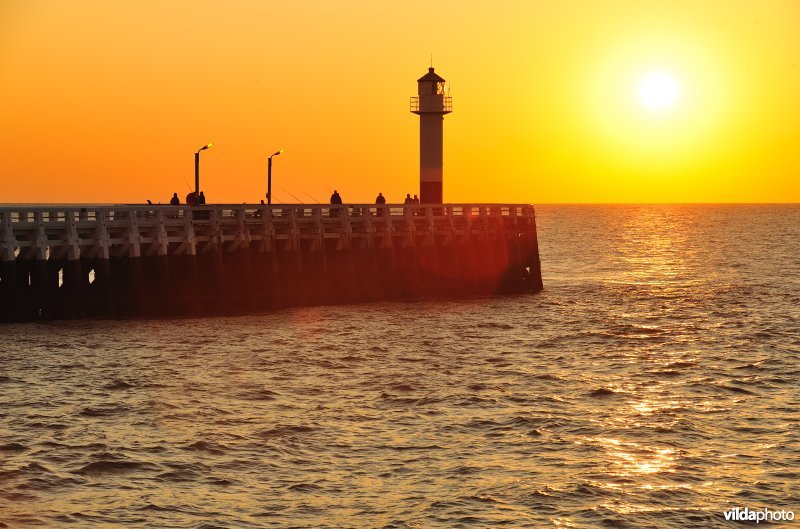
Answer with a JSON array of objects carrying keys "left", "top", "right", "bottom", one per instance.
[{"left": 1, "top": 204, "right": 798, "bottom": 528}]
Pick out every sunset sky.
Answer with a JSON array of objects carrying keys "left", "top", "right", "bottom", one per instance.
[{"left": 1, "top": 0, "right": 799, "bottom": 204}]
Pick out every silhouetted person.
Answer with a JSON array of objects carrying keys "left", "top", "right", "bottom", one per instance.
[
  {"left": 170, "top": 193, "right": 180, "bottom": 205},
  {"left": 412, "top": 194, "right": 419, "bottom": 205},
  {"left": 330, "top": 189, "right": 342, "bottom": 217},
  {"left": 186, "top": 192, "right": 196, "bottom": 206},
  {"left": 198, "top": 191, "right": 206, "bottom": 205},
  {"left": 254, "top": 199, "right": 265, "bottom": 218},
  {"left": 375, "top": 192, "right": 386, "bottom": 216},
  {"left": 404, "top": 194, "right": 413, "bottom": 205}
]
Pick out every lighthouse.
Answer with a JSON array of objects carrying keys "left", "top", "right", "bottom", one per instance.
[{"left": 411, "top": 67, "right": 452, "bottom": 204}]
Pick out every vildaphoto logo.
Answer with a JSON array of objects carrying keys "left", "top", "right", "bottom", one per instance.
[{"left": 723, "top": 507, "right": 795, "bottom": 523}]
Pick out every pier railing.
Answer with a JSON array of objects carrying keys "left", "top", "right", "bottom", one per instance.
[
  {"left": 1, "top": 203, "right": 531, "bottom": 222},
  {"left": 1, "top": 203, "right": 536, "bottom": 259}
]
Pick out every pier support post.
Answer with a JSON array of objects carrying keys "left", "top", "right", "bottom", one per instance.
[
  {"left": 184, "top": 254, "right": 201, "bottom": 315},
  {"left": 95, "top": 257, "right": 114, "bottom": 316},
  {"left": 435, "top": 239, "right": 458, "bottom": 296},
  {"left": 129, "top": 257, "right": 146, "bottom": 316},
  {"left": 265, "top": 249, "right": 281, "bottom": 308},
  {"left": 64, "top": 258, "right": 85, "bottom": 318},
  {"left": 45, "top": 259, "right": 62, "bottom": 318},
  {"left": 14, "top": 259, "right": 32, "bottom": 319},
  {"left": 0, "top": 259, "right": 18, "bottom": 321},
  {"left": 228, "top": 246, "right": 254, "bottom": 312},
  {"left": 31, "top": 259, "right": 49, "bottom": 319},
  {"left": 155, "top": 254, "right": 172, "bottom": 316},
  {"left": 210, "top": 248, "right": 226, "bottom": 312}
]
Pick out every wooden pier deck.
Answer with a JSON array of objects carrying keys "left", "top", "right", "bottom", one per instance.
[{"left": 0, "top": 203, "right": 543, "bottom": 321}]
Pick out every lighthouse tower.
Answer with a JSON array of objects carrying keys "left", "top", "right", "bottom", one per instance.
[{"left": 411, "top": 67, "right": 452, "bottom": 204}]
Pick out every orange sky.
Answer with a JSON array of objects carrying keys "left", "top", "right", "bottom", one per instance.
[{"left": 1, "top": 0, "right": 799, "bottom": 204}]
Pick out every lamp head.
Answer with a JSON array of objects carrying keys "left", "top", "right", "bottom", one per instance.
[
  {"left": 271, "top": 149, "right": 284, "bottom": 158},
  {"left": 197, "top": 142, "right": 213, "bottom": 153}
]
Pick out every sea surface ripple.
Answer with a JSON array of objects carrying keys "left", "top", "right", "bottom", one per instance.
[{"left": 1, "top": 204, "right": 798, "bottom": 528}]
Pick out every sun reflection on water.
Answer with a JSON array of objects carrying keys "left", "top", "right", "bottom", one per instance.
[
  {"left": 579, "top": 436, "right": 678, "bottom": 479},
  {"left": 611, "top": 206, "right": 699, "bottom": 287}
]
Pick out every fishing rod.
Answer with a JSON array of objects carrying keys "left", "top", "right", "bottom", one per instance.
[
  {"left": 178, "top": 168, "right": 192, "bottom": 191},
  {"left": 301, "top": 191, "right": 321, "bottom": 204},
  {"left": 275, "top": 184, "right": 305, "bottom": 204}
]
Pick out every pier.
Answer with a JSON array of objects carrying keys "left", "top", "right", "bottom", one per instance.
[{"left": 0, "top": 203, "right": 543, "bottom": 321}]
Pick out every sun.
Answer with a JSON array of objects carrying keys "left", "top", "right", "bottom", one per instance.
[{"left": 638, "top": 71, "right": 679, "bottom": 110}]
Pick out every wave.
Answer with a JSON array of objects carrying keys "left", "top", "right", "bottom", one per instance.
[
  {"left": 383, "top": 444, "right": 445, "bottom": 451},
  {"left": 507, "top": 416, "right": 547, "bottom": 427},
  {"left": 103, "top": 379, "right": 135, "bottom": 390},
  {"left": 287, "top": 482, "right": 323, "bottom": 492},
  {"left": 258, "top": 425, "right": 316, "bottom": 438},
  {"left": 155, "top": 469, "right": 195, "bottom": 483},
  {"left": 715, "top": 384, "right": 759, "bottom": 395},
  {"left": 78, "top": 405, "right": 131, "bottom": 417},
  {"left": 463, "top": 494, "right": 502, "bottom": 504},
  {"left": 341, "top": 354, "right": 368, "bottom": 361},
  {"left": 477, "top": 322, "right": 515, "bottom": 330},
  {"left": 533, "top": 373, "right": 568, "bottom": 381},
  {"left": 75, "top": 460, "right": 160, "bottom": 475},
  {"left": 735, "top": 361, "right": 767, "bottom": 370},
  {"left": 206, "top": 477, "right": 236, "bottom": 486},
  {"left": 0, "top": 442, "right": 27, "bottom": 452},
  {"left": 586, "top": 387, "right": 625, "bottom": 398},
  {"left": 182, "top": 440, "right": 229, "bottom": 455},
  {"left": 647, "top": 369, "right": 683, "bottom": 377},
  {"left": 26, "top": 421, "right": 69, "bottom": 430},
  {"left": 235, "top": 388, "right": 280, "bottom": 401},
  {"left": 139, "top": 503, "right": 181, "bottom": 512},
  {"left": 664, "top": 360, "right": 698, "bottom": 368},
  {"left": 387, "top": 382, "right": 416, "bottom": 392}
]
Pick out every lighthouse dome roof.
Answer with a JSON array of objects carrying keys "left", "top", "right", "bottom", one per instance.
[{"left": 417, "top": 67, "right": 446, "bottom": 83}]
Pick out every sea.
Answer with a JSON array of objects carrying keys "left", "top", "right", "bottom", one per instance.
[{"left": 1, "top": 204, "right": 798, "bottom": 528}]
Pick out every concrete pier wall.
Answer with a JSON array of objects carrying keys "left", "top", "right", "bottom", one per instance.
[{"left": 0, "top": 204, "right": 543, "bottom": 321}]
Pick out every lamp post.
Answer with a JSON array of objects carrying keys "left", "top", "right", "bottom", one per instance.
[
  {"left": 194, "top": 143, "right": 213, "bottom": 200},
  {"left": 267, "top": 149, "right": 284, "bottom": 205}
]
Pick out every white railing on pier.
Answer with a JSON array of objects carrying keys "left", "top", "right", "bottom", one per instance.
[
  {"left": 0, "top": 203, "right": 536, "bottom": 261},
  {"left": 0, "top": 203, "right": 533, "bottom": 224}
]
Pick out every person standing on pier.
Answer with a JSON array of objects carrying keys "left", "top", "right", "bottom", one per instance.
[
  {"left": 375, "top": 192, "right": 386, "bottom": 216},
  {"left": 198, "top": 191, "right": 206, "bottom": 205},
  {"left": 170, "top": 192, "right": 180, "bottom": 205},
  {"left": 330, "top": 190, "right": 343, "bottom": 217},
  {"left": 404, "top": 194, "right": 413, "bottom": 205}
]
